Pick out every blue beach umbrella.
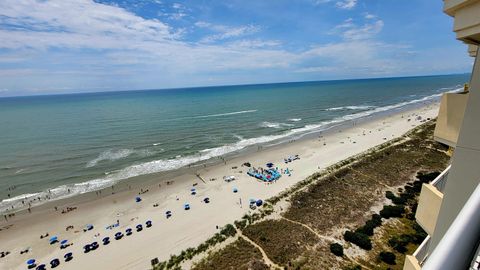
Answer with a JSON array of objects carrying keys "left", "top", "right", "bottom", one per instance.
[
  {"left": 135, "top": 196, "right": 142, "bottom": 202},
  {"left": 49, "top": 236, "right": 58, "bottom": 244},
  {"left": 36, "top": 264, "right": 46, "bottom": 270},
  {"left": 27, "top": 259, "right": 35, "bottom": 265},
  {"left": 233, "top": 187, "right": 238, "bottom": 193},
  {"left": 266, "top": 162, "right": 274, "bottom": 168},
  {"left": 60, "top": 240, "right": 68, "bottom": 245}
]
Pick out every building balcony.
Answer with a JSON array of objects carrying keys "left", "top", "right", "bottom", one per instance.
[
  {"left": 434, "top": 92, "right": 469, "bottom": 147},
  {"left": 404, "top": 166, "right": 450, "bottom": 270},
  {"left": 444, "top": 0, "right": 480, "bottom": 45},
  {"left": 415, "top": 166, "right": 450, "bottom": 236}
]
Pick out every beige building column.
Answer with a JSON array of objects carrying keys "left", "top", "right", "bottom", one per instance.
[{"left": 429, "top": 46, "right": 480, "bottom": 252}]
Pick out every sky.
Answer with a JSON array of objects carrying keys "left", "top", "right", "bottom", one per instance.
[{"left": 0, "top": 0, "right": 474, "bottom": 96}]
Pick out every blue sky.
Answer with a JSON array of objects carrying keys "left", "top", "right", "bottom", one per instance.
[{"left": 0, "top": 0, "right": 473, "bottom": 96}]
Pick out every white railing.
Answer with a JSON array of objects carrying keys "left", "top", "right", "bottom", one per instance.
[
  {"left": 423, "top": 183, "right": 480, "bottom": 270},
  {"left": 430, "top": 165, "right": 451, "bottom": 192},
  {"left": 413, "top": 235, "right": 431, "bottom": 266}
]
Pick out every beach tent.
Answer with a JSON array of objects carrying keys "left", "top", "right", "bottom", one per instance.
[
  {"left": 135, "top": 196, "right": 142, "bottom": 203},
  {"left": 27, "top": 259, "right": 36, "bottom": 268},
  {"left": 114, "top": 232, "right": 123, "bottom": 240},
  {"left": 50, "top": 258, "right": 60, "bottom": 268},
  {"left": 35, "top": 264, "right": 46, "bottom": 270},
  {"left": 102, "top": 237, "right": 110, "bottom": 245},
  {"left": 60, "top": 240, "right": 68, "bottom": 249},
  {"left": 64, "top": 252, "right": 73, "bottom": 262},
  {"left": 90, "top": 242, "right": 99, "bottom": 250},
  {"left": 49, "top": 236, "right": 58, "bottom": 244}
]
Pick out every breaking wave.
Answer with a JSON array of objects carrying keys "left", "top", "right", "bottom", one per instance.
[{"left": 0, "top": 88, "right": 461, "bottom": 214}]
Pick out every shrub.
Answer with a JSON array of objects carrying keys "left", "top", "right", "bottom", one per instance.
[
  {"left": 417, "top": 171, "right": 440, "bottom": 183},
  {"left": 388, "top": 236, "right": 407, "bottom": 253},
  {"left": 380, "top": 205, "right": 405, "bottom": 219},
  {"left": 220, "top": 224, "right": 237, "bottom": 237},
  {"left": 385, "top": 191, "right": 395, "bottom": 200},
  {"left": 234, "top": 219, "right": 248, "bottom": 230},
  {"left": 378, "top": 251, "right": 396, "bottom": 265},
  {"left": 344, "top": 230, "right": 372, "bottom": 250},
  {"left": 391, "top": 196, "right": 407, "bottom": 205},
  {"left": 330, "top": 243, "right": 344, "bottom": 256}
]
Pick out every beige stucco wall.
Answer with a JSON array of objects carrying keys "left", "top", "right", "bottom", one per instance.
[
  {"left": 416, "top": 184, "right": 444, "bottom": 236},
  {"left": 433, "top": 92, "right": 469, "bottom": 147},
  {"left": 444, "top": 0, "right": 480, "bottom": 44},
  {"left": 429, "top": 52, "right": 480, "bottom": 253},
  {"left": 403, "top": 255, "right": 422, "bottom": 270}
]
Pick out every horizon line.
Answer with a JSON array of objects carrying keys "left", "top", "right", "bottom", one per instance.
[{"left": 0, "top": 72, "right": 470, "bottom": 99}]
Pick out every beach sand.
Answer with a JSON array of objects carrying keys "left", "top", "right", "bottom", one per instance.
[{"left": 0, "top": 103, "right": 439, "bottom": 270}]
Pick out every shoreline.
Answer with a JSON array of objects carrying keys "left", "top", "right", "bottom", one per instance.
[
  {"left": 0, "top": 102, "right": 439, "bottom": 270},
  {"left": 0, "top": 97, "right": 441, "bottom": 215}
]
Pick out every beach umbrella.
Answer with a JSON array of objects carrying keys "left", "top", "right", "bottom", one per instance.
[
  {"left": 136, "top": 224, "right": 143, "bottom": 232},
  {"left": 233, "top": 187, "right": 238, "bottom": 193},
  {"left": 50, "top": 258, "right": 60, "bottom": 268},
  {"left": 102, "top": 237, "right": 110, "bottom": 245},
  {"left": 60, "top": 240, "right": 68, "bottom": 245},
  {"left": 135, "top": 196, "right": 142, "bottom": 202},
  {"left": 146, "top": 220, "right": 152, "bottom": 227},
  {"left": 126, "top": 228, "right": 132, "bottom": 235},
  {"left": 266, "top": 162, "right": 274, "bottom": 168},
  {"left": 36, "top": 264, "right": 46, "bottom": 270},
  {"left": 203, "top": 197, "right": 210, "bottom": 203},
  {"left": 256, "top": 199, "right": 263, "bottom": 207},
  {"left": 184, "top": 203, "right": 190, "bottom": 210},
  {"left": 86, "top": 224, "right": 94, "bottom": 230},
  {"left": 64, "top": 252, "right": 73, "bottom": 262},
  {"left": 27, "top": 259, "right": 36, "bottom": 265},
  {"left": 114, "top": 232, "right": 123, "bottom": 240},
  {"left": 249, "top": 198, "right": 256, "bottom": 204}
]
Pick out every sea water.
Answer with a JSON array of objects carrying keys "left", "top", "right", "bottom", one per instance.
[{"left": 0, "top": 74, "right": 469, "bottom": 212}]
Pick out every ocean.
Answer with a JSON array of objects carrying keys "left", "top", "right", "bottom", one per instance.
[{"left": 0, "top": 74, "right": 469, "bottom": 213}]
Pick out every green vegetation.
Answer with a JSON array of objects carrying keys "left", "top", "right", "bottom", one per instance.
[
  {"left": 192, "top": 238, "right": 266, "bottom": 270},
  {"left": 344, "top": 230, "right": 372, "bottom": 250},
  {"left": 378, "top": 251, "right": 397, "bottom": 265},
  {"left": 330, "top": 243, "right": 344, "bottom": 257},
  {"left": 380, "top": 205, "right": 406, "bottom": 219},
  {"left": 242, "top": 219, "right": 318, "bottom": 266}
]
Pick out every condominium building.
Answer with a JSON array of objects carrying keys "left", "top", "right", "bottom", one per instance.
[{"left": 403, "top": 1, "right": 480, "bottom": 269}]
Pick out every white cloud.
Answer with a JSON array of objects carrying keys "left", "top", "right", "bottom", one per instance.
[
  {"left": 336, "top": 0, "right": 357, "bottom": 10},
  {"left": 364, "top": 13, "right": 376, "bottom": 19},
  {"left": 195, "top": 21, "right": 260, "bottom": 43},
  {"left": 332, "top": 18, "right": 384, "bottom": 40}
]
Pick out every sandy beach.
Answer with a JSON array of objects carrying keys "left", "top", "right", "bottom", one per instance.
[{"left": 0, "top": 103, "right": 439, "bottom": 270}]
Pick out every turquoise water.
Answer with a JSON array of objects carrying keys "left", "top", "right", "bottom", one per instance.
[{"left": 0, "top": 74, "right": 469, "bottom": 212}]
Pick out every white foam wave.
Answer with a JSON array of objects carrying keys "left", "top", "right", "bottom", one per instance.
[
  {"left": 0, "top": 88, "right": 461, "bottom": 214},
  {"left": 288, "top": 118, "right": 302, "bottom": 122},
  {"left": 86, "top": 148, "right": 154, "bottom": 168},
  {"left": 260, "top": 121, "right": 294, "bottom": 129},
  {"left": 325, "top": 105, "right": 376, "bottom": 111},
  {"left": 193, "top": 110, "right": 257, "bottom": 119}
]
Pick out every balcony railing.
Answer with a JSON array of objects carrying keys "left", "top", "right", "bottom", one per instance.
[
  {"left": 431, "top": 165, "right": 451, "bottom": 193},
  {"left": 413, "top": 235, "right": 431, "bottom": 266}
]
